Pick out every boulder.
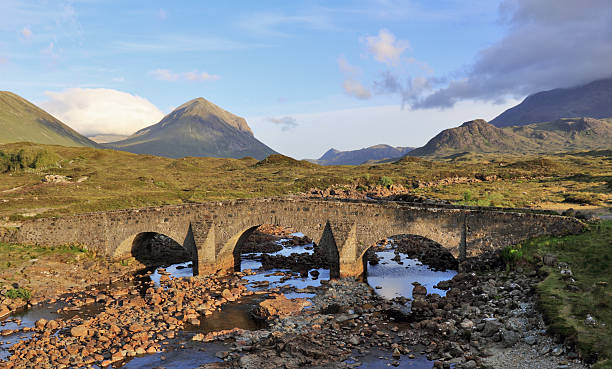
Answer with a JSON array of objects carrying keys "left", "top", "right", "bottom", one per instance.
[
  {"left": 481, "top": 318, "right": 502, "bottom": 337},
  {"left": 256, "top": 294, "right": 311, "bottom": 319},
  {"left": 412, "top": 284, "right": 427, "bottom": 298},
  {"left": 34, "top": 318, "right": 48, "bottom": 330},
  {"left": 0, "top": 305, "right": 10, "bottom": 319},
  {"left": 70, "top": 325, "right": 89, "bottom": 337},
  {"left": 501, "top": 329, "right": 520, "bottom": 347}
]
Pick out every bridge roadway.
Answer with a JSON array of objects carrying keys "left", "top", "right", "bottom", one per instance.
[{"left": 6, "top": 197, "right": 584, "bottom": 277}]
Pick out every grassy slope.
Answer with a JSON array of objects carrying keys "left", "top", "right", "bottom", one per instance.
[
  {"left": 0, "top": 91, "right": 99, "bottom": 148},
  {"left": 509, "top": 221, "right": 612, "bottom": 368},
  {"left": 0, "top": 143, "right": 609, "bottom": 220},
  {"left": 411, "top": 118, "right": 612, "bottom": 158}
]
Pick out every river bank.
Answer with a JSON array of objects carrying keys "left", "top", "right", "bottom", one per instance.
[{"left": 0, "top": 223, "right": 604, "bottom": 368}]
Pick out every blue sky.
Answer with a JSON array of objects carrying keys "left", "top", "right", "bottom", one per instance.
[{"left": 1, "top": 0, "right": 611, "bottom": 158}]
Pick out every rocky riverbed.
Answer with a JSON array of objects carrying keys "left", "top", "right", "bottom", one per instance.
[{"left": 0, "top": 226, "right": 592, "bottom": 368}]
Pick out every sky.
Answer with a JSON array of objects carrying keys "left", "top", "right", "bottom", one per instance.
[{"left": 1, "top": 0, "right": 611, "bottom": 159}]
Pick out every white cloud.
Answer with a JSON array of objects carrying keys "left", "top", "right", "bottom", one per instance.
[
  {"left": 41, "top": 88, "right": 164, "bottom": 136},
  {"left": 184, "top": 71, "right": 220, "bottom": 82},
  {"left": 21, "top": 27, "right": 32, "bottom": 39},
  {"left": 363, "top": 29, "right": 409, "bottom": 66},
  {"left": 150, "top": 68, "right": 179, "bottom": 81},
  {"left": 239, "top": 13, "right": 332, "bottom": 36},
  {"left": 338, "top": 55, "right": 371, "bottom": 99},
  {"left": 150, "top": 68, "right": 220, "bottom": 82},
  {"left": 343, "top": 79, "right": 372, "bottom": 99},
  {"left": 158, "top": 8, "right": 167, "bottom": 20},
  {"left": 337, "top": 56, "right": 361, "bottom": 75}
]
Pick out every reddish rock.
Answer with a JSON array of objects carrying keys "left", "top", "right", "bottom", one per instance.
[
  {"left": 34, "top": 318, "right": 48, "bottom": 330},
  {"left": 256, "top": 294, "right": 311, "bottom": 319},
  {"left": 70, "top": 325, "right": 89, "bottom": 337}
]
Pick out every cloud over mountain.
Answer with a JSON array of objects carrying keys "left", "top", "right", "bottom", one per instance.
[
  {"left": 415, "top": 0, "right": 612, "bottom": 108},
  {"left": 40, "top": 88, "right": 164, "bottom": 136}
]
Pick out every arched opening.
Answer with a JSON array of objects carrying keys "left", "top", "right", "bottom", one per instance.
[
  {"left": 362, "top": 235, "right": 458, "bottom": 307},
  {"left": 232, "top": 224, "right": 331, "bottom": 298},
  {"left": 130, "top": 232, "right": 192, "bottom": 268}
]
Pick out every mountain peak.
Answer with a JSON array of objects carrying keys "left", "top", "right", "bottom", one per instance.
[
  {"left": 460, "top": 119, "right": 489, "bottom": 128},
  {"left": 109, "top": 97, "right": 276, "bottom": 160},
  {"left": 315, "top": 144, "right": 415, "bottom": 165},
  {"left": 167, "top": 97, "right": 253, "bottom": 135}
]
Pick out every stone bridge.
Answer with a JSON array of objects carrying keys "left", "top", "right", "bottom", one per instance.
[{"left": 7, "top": 198, "right": 584, "bottom": 277}]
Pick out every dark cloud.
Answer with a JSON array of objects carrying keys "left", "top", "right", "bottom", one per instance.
[
  {"left": 414, "top": 0, "right": 612, "bottom": 109},
  {"left": 267, "top": 116, "right": 298, "bottom": 131},
  {"left": 374, "top": 71, "right": 434, "bottom": 108}
]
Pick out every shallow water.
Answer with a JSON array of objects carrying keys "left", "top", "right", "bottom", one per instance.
[
  {"left": 346, "top": 348, "right": 434, "bottom": 368},
  {"left": 240, "top": 240, "right": 328, "bottom": 300},
  {"left": 122, "top": 342, "right": 227, "bottom": 369},
  {"left": 366, "top": 250, "right": 457, "bottom": 304},
  {"left": 149, "top": 261, "right": 194, "bottom": 287},
  {"left": 188, "top": 294, "right": 267, "bottom": 333}
]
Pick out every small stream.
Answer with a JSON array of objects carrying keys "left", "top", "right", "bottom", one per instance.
[{"left": 1, "top": 234, "right": 457, "bottom": 368}]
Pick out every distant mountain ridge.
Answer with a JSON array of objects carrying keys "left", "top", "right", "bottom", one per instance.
[
  {"left": 108, "top": 98, "right": 277, "bottom": 160},
  {"left": 409, "top": 118, "right": 612, "bottom": 157},
  {"left": 0, "top": 91, "right": 99, "bottom": 148},
  {"left": 490, "top": 78, "right": 612, "bottom": 127},
  {"left": 310, "top": 144, "right": 414, "bottom": 165}
]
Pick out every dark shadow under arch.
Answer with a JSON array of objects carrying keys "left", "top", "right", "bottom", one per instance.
[{"left": 131, "top": 232, "right": 192, "bottom": 268}]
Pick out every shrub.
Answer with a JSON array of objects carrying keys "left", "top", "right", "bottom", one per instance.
[
  {"left": 379, "top": 176, "right": 393, "bottom": 188},
  {"left": 6, "top": 287, "right": 31, "bottom": 300},
  {"left": 501, "top": 245, "right": 524, "bottom": 269}
]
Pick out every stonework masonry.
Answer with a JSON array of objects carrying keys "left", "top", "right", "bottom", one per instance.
[{"left": 2, "top": 197, "right": 584, "bottom": 277}]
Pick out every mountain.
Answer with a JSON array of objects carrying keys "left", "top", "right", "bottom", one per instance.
[
  {"left": 509, "top": 117, "right": 612, "bottom": 151},
  {"left": 0, "top": 91, "right": 99, "bottom": 147},
  {"left": 108, "top": 98, "right": 277, "bottom": 160},
  {"left": 310, "top": 144, "right": 414, "bottom": 165},
  {"left": 408, "top": 119, "right": 532, "bottom": 156},
  {"left": 490, "top": 78, "right": 612, "bottom": 127},
  {"left": 408, "top": 118, "right": 612, "bottom": 157}
]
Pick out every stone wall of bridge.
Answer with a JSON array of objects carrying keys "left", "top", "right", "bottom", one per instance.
[{"left": 4, "top": 198, "right": 584, "bottom": 277}]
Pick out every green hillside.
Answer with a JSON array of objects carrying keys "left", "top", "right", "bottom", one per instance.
[{"left": 0, "top": 91, "right": 99, "bottom": 148}]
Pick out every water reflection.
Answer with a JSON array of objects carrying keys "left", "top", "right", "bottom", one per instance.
[
  {"left": 149, "top": 261, "right": 193, "bottom": 287},
  {"left": 366, "top": 250, "right": 456, "bottom": 304},
  {"left": 122, "top": 342, "right": 227, "bottom": 369},
  {"left": 240, "top": 239, "right": 328, "bottom": 300},
  {"left": 346, "top": 348, "right": 434, "bottom": 368}
]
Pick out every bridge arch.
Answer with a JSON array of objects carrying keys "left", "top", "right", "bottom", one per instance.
[
  {"left": 113, "top": 226, "right": 194, "bottom": 268},
  {"left": 358, "top": 234, "right": 459, "bottom": 276},
  {"left": 214, "top": 220, "right": 322, "bottom": 275},
  {"left": 128, "top": 232, "right": 193, "bottom": 268}
]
